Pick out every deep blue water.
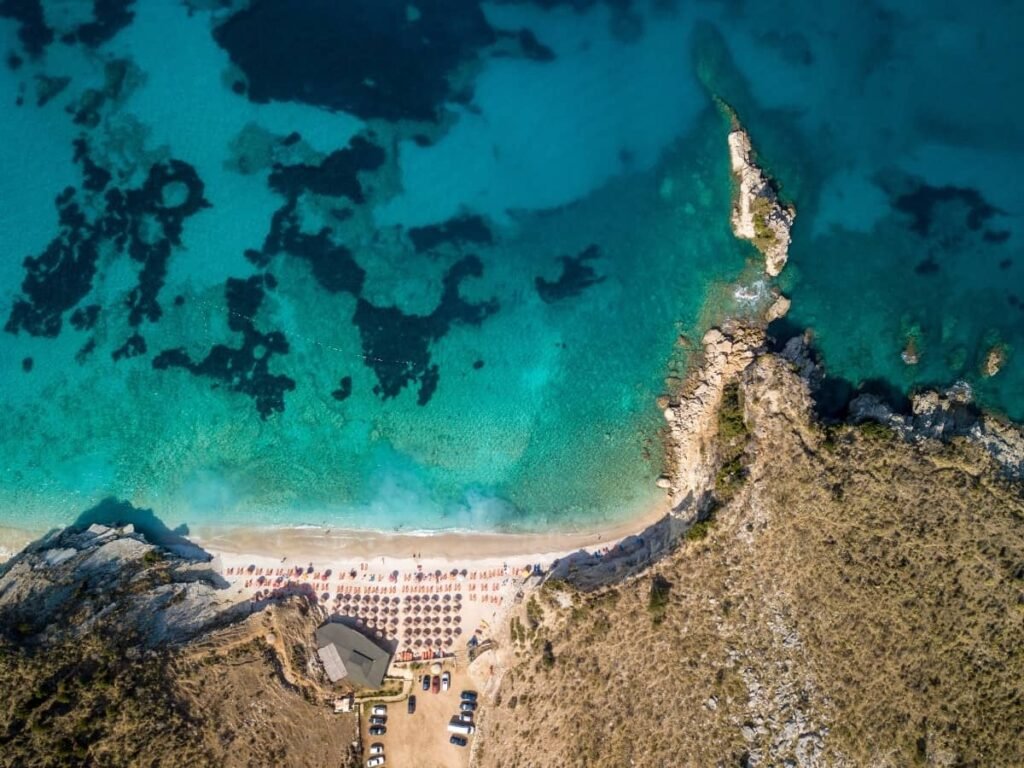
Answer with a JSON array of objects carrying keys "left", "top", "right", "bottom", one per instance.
[{"left": 0, "top": 0, "right": 1021, "bottom": 549}]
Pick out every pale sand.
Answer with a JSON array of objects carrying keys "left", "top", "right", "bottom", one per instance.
[
  {"left": 201, "top": 503, "right": 670, "bottom": 662},
  {"left": 191, "top": 502, "right": 669, "bottom": 563}
]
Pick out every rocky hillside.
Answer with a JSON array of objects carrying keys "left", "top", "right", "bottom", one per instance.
[
  {"left": 476, "top": 352, "right": 1024, "bottom": 768},
  {"left": 0, "top": 522, "right": 356, "bottom": 768}
]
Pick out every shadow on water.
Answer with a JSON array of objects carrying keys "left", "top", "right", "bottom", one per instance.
[
  {"left": 73, "top": 497, "right": 212, "bottom": 562},
  {"left": 766, "top": 317, "right": 912, "bottom": 421}
]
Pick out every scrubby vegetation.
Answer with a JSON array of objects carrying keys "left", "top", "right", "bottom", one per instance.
[
  {"left": 480, "top": 386, "right": 1024, "bottom": 767},
  {"left": 0, "top": 599, "right": 356, "bottom": 768}
]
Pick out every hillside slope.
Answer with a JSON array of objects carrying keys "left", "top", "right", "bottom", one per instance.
[{"left": 477, "top": 355, "right": 1024, "bottom": 768}]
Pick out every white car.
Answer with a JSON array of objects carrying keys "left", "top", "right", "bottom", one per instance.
[
  {"left": 371, "top": 705, "right": 387, "bottom": 716},
  {"left": 366, "top": 757, "right": 385, "bottom": 768},
  {"left": 369, "top": 743, "right": 384, "bottom": 756},
  {"left": 459, "top": 712, "right": 473, "bottom": 723},
  {"left": 441, "top": 671, "right": 451, "bottom": 692}
]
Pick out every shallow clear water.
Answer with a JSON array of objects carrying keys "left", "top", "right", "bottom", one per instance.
[{"left": 0, "top": 0, "right": 1021, "bottom": 543}]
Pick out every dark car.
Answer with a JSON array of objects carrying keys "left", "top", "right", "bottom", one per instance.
[
  {"left": 431, "top": 675, "right": 440, "bottom": 694},
  {"left": 460, "top": 690, "right": 478, "bottom": 703},
  {"left": 459, "top": 701, "right": 477, "bottom": 712},
  {"left": 369, "top": 715, "right": 387, "bottom": 726},
  {"left": 421, "top": 675, "right": 430, "bottom": 691},
  {"left": 407, "top": 695, "right": 416, "bottom": 714},
  {"left": 450, "top": 735, "right": 468, "bottom": 747},
  {"left": 368, "top": 725, "right": 386, "bottom": 736}
]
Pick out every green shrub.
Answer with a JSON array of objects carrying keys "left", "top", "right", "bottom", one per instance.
[{"left": 648, "top": 575, "right": 672, "bottom": 626}]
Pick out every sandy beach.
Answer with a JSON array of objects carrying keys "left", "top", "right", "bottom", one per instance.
[{"left": 180, "top": 502, "right": 669, "bottom": 662}]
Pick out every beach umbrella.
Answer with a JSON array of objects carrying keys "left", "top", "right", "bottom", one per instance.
[
  {"left": 372, "top": 594, "right": 380, "bottom": 603},
  {"left": 321, "top": 592, "right": 330, "bottom": 602},
  {"left": 443, "top": 616, "right": 451, "bottom": 625},
  {"left": 445, "top": 637, "right": 453, "bottom": 647},
  {"left": 444, "top": 627, "right": 452, "bottom": 636},
  {"left": 443, "top": 593, "right": 451, "bottom": 602},
  {"left": 443, "top": 604, "right": 451, "bottom": 614},
  {"left": 460, "top": 569, "right": 467, "bottom": 577},
  {"left": 434, "top": 604, "right": 442, "bottom": 613},
  {"left": 414, "top": 639, "right": 422, "bottom": 648},
  {"left": 323, "top": 569, "right": 332, "bottom": 578},
  {"left": 431, "top": 593, "right": 440, "bottom": 602}
]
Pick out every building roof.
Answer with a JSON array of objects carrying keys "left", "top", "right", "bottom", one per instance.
[{"left": 315, "top": 622, "right": 391, "bottom": 689}]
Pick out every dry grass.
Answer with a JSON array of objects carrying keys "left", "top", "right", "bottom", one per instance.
[
  {"left": 0, "top": 599, "right": 358, "bottom": 768},
  {"left": 479, "top": 376, "right": 1024, "bottom": 767}
]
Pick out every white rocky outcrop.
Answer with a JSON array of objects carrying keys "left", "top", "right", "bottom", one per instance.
[
  {"left": 849, "top": 383, "right": 1024, "bottom": 479},
  {"left": 0, "top": 524, "right": 249, "bottom": 647},
  {"left": 728, "top": 128, "right": 795, "bottom": 277}
]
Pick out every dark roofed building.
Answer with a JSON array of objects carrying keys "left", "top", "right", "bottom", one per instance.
[{"left": 315, "top": 622, "right": 391, "bottom": 690}]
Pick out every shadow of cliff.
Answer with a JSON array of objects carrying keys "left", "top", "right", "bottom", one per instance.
[
  {"left": 546, "top": 513, "right": 687, "bottom": 592},
  {"left": 73, "top": 497, "right": 212, "bottom": 563}
]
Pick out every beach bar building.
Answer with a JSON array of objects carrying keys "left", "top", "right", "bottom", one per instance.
[{"left": 315, "top": 622, "right": 391, "bottom": 689}]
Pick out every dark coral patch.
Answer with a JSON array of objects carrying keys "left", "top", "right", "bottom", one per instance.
[
  {"left": 353, "top": 255, "right": 498, "bottom": 405},
  {"left": 6, "top": 140, "right": 208, "bottom": 343},
  {"left": 75, "top": 338, "right": 96, "bottom": 364},
  {"left": 535, "top": 244, "right": 605, "bottom": 303},
  {"left": 70, "top": 304, "right": 101, "bottom": 331},
  {"left": 983, "top": 230, "right": 1010, "bottom": 244},
  {"left": 153, "top": 276, "right": 296, "bottom": 419},
  {"left": 268, "top": 135, "right": 385, "bottom": 202},
  {"left": 102, "top": 157, "right": 210, "bottom": 329},
  {"left": 261, "top": 199, "right": 365, "bottom": 296},
  {"left": 517, "top": 28, "right": 555, "bottom": 61},
  {"left": 35, "top": 75, "right": 70, "bottom": 107},
  {"left": 21, "top": 356, "right": 32, "bottom": 372},
  {"left": 0, "top": 0, "right": 53, "bottom": 58},
  {"left": 893, "top": 184, "right": 1001, "bottom": 237},
  {"left": 407, "top": 214, "right": 494, "bottom": 254},
  {"left": 914, "top": 255, "right": 940, "bottom": 276},
  {"left": 71, "top": 0, "right": 136, "bottom": 48},
  {"left": 331, "top": 375, "right": 353, "bottom": 401},
  {"left": 1, "top": 0, "right": 133, "bottom": 58},
  {"left": 212, "top": 0, "right": 496, "bottom": 121},
  {"left": 6, "top": 187, "right": 103, "bottom": 338},
  {"left": 111, "top": 332, "right": 146, "bottom": 361},
  {"left": 999, "top": 258, "right": 1013, "bottom": 270},
  {"left": 472, "top": 359, "right": 484, "bottom": 370}
]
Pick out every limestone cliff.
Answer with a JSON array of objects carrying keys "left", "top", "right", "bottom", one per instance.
[
  {"left": 662, "top": 322, "right": 763, "bottom": 512},
  {"left": 727, "top": 127, "right": 795, "bottom": 277},
  {"left": 0, "top": 523, "right": 246, "bottom": 648}
]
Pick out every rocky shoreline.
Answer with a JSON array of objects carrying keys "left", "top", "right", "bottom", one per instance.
[{"left": 726, "top": 122, "right": 795, "bottom": 277}]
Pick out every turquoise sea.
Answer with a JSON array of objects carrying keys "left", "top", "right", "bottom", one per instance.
[{"left": 0, "top": 0, "right": 1021, "bottom": 547}]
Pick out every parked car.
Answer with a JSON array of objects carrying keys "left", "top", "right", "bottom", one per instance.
[
  {"left": 368, "top": 725, "right": 386, "bottom": 736},
  {"left": 441, "top": 671, "right": 450, "bottom": 692},
  {"left": 407, "top": 695, "right": 416, "bottom": 714},
  {"left": 431, "top": 675, "right": 440, "bottom": 694},
  {"left": 421, "top": 675, "right": 430, "bottom": 691},
  {"left": 450, "top": 735, "right": 468, "bottom": 747},
  {"left": 369, "top": 744, "right": 384, "bottom": 756},
  {"left": 447, "top": 720, "right": 475, "bottom": 735},
  {"left": 459, "top": 712, "right": 473, "bottom": 723},
  {"left": 460, "top": 690, "right": 478, "bottom": 702},
  {"left": 371, "top": 705, "right": 387, "bottom": 716},
  {"left": 459, "top": 701, "right": 477, "bottom": 713},
  {"left": 369, "top": 715, "right": 387, "bottom": 726},
  {"left": 366, "top": 757, "right": 385, "bottom": 767}
]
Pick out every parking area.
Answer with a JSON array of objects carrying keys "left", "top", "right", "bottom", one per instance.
[{"left": 360, "top": 664, "right": 476, "bottom": 768}]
